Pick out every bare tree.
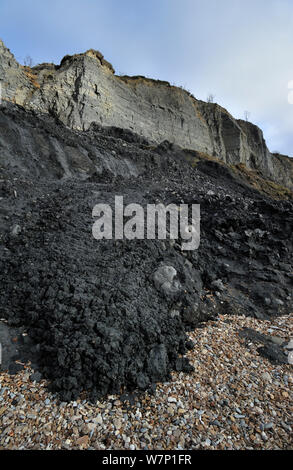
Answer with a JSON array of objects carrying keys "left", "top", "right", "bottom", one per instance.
[
  {"left": 23, "top": 55, "right": 34, "bottom": 67},
  {"left": 244, "top": 110, "right": 251, "bottom": 122},
  {"left": 207, "top": 94, "right": 215, "bottom": 103}
]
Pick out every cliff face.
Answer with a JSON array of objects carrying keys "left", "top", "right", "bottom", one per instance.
[
  {"left": 0, "top": 39, "right": 292, "bottom": 189},
  {"left": 1, "top": 40, "right": 293, "bottom": 401}
]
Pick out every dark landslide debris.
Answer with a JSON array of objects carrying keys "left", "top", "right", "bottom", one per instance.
[
  {"left": 0, "top": 102, "right": 292, "bottom": 401},
  {"left": 238, "top": 327, "right": 289, "bottom": 365}
]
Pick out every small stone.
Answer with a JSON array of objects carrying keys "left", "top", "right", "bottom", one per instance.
[
  {"left": 254, "top": 407, "right": 264, "bottom": 415},
  {"left": 113, "top": 419, "right": 122, "bottom": 429},
  {"left": 30, "top": 372, "right": 42, "bottom": 383},
  {"left": 210, "top": 420, "right": 221, "bottom": 427},
  {"left": 261, "top": 372, "right": 272, "bottom": 383},
  {"left": 211, "top": 279, "right": 225, "bottom": 291},
  {"left": 168, "top": 397, "right": 177, "bottom": 403},
  {"left": 288, "top": 351, "right": 293, "bottom": 365},
  {"left": 93, "top": 414, "right": 103, "bottom": 424},
  {"left": 269, "top": 336, "right": 285, "bottom": 346},
  {"left": 87, "top": 423, "right": 96, "bottom": 432},
  {"left": 281, "top": 422, "right": 292, "bottom": 432},
  {"left": 264, "top": 422, "right": 274, "bottom": 430},
  {"left": 76, "top": 435, "right": 89, "bottom": 447},
  {"left": 11, "top": 224, "right": 21, "bottom": 236}
]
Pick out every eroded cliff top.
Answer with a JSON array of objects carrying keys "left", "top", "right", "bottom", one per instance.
[{"left": 0, "top": 39, "right": 292, "bottom": 190}]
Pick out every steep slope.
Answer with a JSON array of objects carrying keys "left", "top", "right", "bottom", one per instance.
[
  {"left": 0, "top": 102, "right": 292, "bottom": 400},
  {"left": 1, "top": 39, "right": 292, "bottom": 190}
]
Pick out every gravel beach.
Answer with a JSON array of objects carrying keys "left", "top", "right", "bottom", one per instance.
[{"left": 0, "top": 313, "right": 292, "bottom": 451}]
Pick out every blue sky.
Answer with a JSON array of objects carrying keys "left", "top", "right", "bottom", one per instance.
[{"left": 1, "top": 0, "right": 293, "bottom": 156}]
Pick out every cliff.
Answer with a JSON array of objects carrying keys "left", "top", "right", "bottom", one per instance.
[
  {"left": 1, "top": 39, "right": 293, "bottom": 401},
  {"left": 0, "top": 39, "right": 292, "bottom": 189}
]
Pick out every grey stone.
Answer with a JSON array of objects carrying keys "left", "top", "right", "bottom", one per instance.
[
  {"left": 267, "top": 336, "right": 285, "bottom": 346},
  {"left": 167, "top": 397, "right": 177, "bottom": 403},
  {"left": 153, "top": 265, "right": 181, "bottom": 297},
  {"left": 93, "top": 414, "right": 103, "bottom": 425},
  {"left": 211, "top": 279, "right": 225, "bottom": 292},
  {"left": 264, "top": 422, "right": 274, "bottom": 430},
  {"left": 11, "top": 224, "right": 21, "bottom": 236},
  {"left": 170, "top": 310, "right": 180, "bottom": 319},
  {"left": 285, "top": 340, "right": 293, "bottom": 350},
  {"left": 30, "top": 371, "right": 42, "bottom": 383},
  {"left": 261, "top": 372, "right": 272, "bottom": 383}
]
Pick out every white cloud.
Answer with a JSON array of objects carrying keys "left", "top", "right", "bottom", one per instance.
[{"left": 177, "top": 0, "right": 293, "bottom": 155}]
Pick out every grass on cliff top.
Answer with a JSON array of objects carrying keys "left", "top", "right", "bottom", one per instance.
[
  {"left": 184, "top": 151, "right": 293, "bottom": 201},
  {"left": 231, "top": 163, "right": 293, "bottom": 200},
  {"left": 22, "top": 66, "right": 40, "bottom": 89}
]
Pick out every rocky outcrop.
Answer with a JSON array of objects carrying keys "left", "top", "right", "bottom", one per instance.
[
  {"left": 0, "top": 39, "right": 292, "bottom": 189},
  {"left": 0, "top": 40, "right": 37, "bottom": 105}
]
